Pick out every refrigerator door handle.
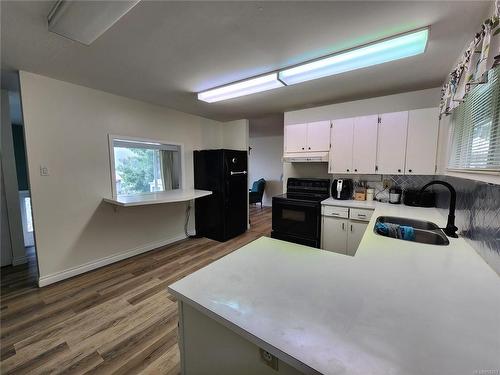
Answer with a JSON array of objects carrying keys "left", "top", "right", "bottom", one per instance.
[{"left": 230, "top": 171, "right": 247, "bottom": 175}]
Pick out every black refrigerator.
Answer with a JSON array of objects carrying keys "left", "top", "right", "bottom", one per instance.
[{"left": 193, "top": 149, "right": 248, "bottom": 242}]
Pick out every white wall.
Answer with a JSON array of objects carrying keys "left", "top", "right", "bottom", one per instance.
[
  {"left": 283, "top": 88, "right": 442, "bottom": 182},
  {"left": 284, "top": 88, "right": 441, "bottom": 125},
  {"left": 222, "top": 119, "right": 249, "bottom": 151},
  {"left": 19, "top": 72, "right": 246, "bottom": 285},
  {"left": 248, "top": 135, "right": 284, "bottom": 206}
]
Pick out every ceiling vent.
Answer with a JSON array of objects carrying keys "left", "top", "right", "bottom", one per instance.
[{"left": 47, "top": 0, "right": 140, "bottom": 45}]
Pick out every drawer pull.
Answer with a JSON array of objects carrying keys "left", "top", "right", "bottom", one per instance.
[{"left": 357, "top": 214, "right": 366, "bottom": 217}]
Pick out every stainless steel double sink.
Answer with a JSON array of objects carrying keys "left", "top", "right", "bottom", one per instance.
[{"left": 374, "top": 216, "right": 450, "bottom": 246}]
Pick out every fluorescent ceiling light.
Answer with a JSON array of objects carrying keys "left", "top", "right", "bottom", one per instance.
[
  {"left": 197, "top": 73, "right": 284, "bottom": 103},
  {"left": 279, "top": 28, "right": 429, "bottom": 85},
  {"left": 48, "top": 0, "right": 141, "bottom": 45},
  {"left": 198, "top": 28, "right": 429, "bottom": 102}
]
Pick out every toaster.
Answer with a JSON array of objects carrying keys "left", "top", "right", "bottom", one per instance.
[{"left": 331, "top": 179, "right": 354, "bottom": 200}]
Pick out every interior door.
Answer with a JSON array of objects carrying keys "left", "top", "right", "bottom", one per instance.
[
  {"left": 377, "top": 111, "right": 408, "bottom": 174},
  {"left": 285, "top": 124, "right": 308, "bottom": 153},
  {"left": 321, "top": 216, "right": 348, "bottom": 254},
  {"left": 352, "top": 115, "right": 378, "bottom": 174},
  {"left": 329, "top": 118, "right": 354, "bottom": 174},
  {"left": 406, "top": 108, "right": 439, "bottom": 174},
  {"left": 347, "top": 221, "right": 367, "bottom": 256},
  {"left": 306, "top": 121, "right": 331, "bottom": 152}
]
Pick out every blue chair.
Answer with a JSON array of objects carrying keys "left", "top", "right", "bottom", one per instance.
[{"left": 249, "top": 178, "right": 266, "bottom": 207}]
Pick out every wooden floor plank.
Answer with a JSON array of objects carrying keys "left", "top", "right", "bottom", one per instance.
[{"left": 0, "top": 206, "right": 272, "bottom": 374}]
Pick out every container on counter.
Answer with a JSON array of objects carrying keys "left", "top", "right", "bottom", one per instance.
[{"left": 366, "top": 188, "right": 375, "bottom": 201}]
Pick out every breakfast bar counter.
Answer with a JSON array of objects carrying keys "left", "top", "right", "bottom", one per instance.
[{"left": 168, "top": 204, "right": 500, "bottom": 375}]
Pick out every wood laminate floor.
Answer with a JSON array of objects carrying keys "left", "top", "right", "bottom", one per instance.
[{"left": 1, "top": 205, "right": 272, "bottom": 375}]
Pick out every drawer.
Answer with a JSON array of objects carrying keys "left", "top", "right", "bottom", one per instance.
[
  {"left": 349, "top": 208, "right": 373, "bottom": 222},
  {"left": 322, "top": 205, "right": 349, "bottom": 218}
]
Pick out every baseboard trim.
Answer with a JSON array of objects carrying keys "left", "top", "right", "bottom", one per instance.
[
  {"left": 38, "top": 231, "right": 195, "bottom": 287},
  {"left": 12, "top": 256, "right": 28, "bottom": 266}
]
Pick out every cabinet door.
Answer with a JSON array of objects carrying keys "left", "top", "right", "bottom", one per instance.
[
  {"left": 321, "top": 216, "right": 348, "bottom": 254},
  {"left": 285, "top": 124, "right": 308, "bottom": 153},
  {"left": 329, "top": 118, "right": 354, "bottom": 174},
  {"left": 377, "top": 111, "right": 408, "bottom": 174},
  {"left": 306, "top": 121, "right": 331, "bottom": 152},
  {"left": 347, "top": 220, "right": 368, "bottom": 256},
  {"left": 352, "top": 115, "right": 378, "bottom": 174},
  {"left": 406, "top": 108, "right": 439, "bottom": 175}
]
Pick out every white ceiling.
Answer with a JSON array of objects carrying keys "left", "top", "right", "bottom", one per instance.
[{"left": 1, "top": 1, "right": 492, "bottom": 121}]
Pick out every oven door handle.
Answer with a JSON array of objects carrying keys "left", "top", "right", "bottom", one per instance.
[{"left": 230, "top": 171, "right": 247, "bottom": 176}]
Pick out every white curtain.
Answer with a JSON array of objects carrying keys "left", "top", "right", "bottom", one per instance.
[
  {"left": 440, "top": 0, "right": 500, "bottom": 116},
  {"left": 160, "top": 150, "right": 174, "bottom": 191}
]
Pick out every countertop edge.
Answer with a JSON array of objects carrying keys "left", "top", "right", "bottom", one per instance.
[{"left": 167, "top": 286, "right": 322, "bottom": 375}]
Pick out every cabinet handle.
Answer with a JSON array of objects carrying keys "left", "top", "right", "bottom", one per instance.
[
  {"left": 308, "top": 147, "right": 311, "bottom": 150},
  {"left": 346, "top": 169, "right": 350, "bottom": 172},
  {"left": 408, "top": 169, "right": 413, "bottom": 173},
  {"left": 350, "top": 224, "right": 353, "bottom": 232},
  {"left": 301, "top": 147, "right": 305, "bottom": 150},
  {"left": 354, "top": 169, "right": 358, "bottom": 172},
  {"left": 398, "top": 169, "right": 401, "bottom": 173},
  {"left": 342, "top": 222, "right": 345, "bottom": 230},
  {"left": 357, "top": 214, "right": 366, "bottom": 217}
]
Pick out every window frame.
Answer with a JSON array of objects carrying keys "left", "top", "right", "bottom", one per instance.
[
  {"left": 108, "top": 134, "right": 185, "bottom": 198},
  {"left": 446, "top": 66, "right": 500, "bottom": 174}
]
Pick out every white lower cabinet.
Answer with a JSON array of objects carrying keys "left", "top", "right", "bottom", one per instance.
[
  {"left": 321, "top": 206, "right": 372, "bottom": 256},
  {"left": 347, "top": 221, "right": 368, "bottom": 256},
  {"left": 322, "top": 216, "right": 349, "bottom": 255}
]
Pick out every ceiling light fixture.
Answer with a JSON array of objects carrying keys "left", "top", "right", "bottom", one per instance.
[
  {"left": 279, "top": 28, "right": 429, "bottom": 85},
  {"left": 197, "top": 73, "right": 284, "bottom": 103},
  {"left": 47, "top": 0, "right": 141, "bottom": 45},
  {"left": 197, "top": 27, "right": 429, "bottom": 102}
]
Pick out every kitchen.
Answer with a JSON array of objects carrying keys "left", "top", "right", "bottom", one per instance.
[{"left": 1, "top": 1, "right": 499, "bottom": 375}]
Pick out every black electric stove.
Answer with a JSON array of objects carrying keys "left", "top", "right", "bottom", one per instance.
[{"left": 271, "top": 178, "right": 330, "bottom": 248}]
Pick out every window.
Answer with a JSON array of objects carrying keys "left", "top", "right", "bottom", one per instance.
[
  {"left": 448, "top": 66, "right": 500, "bottom": 171},
  {"left": 109, "top": 136, "right": 183, "bottom": 197}
]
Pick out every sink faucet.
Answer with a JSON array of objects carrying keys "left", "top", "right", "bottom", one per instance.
[{"left": 419, "top": 180, "right": 458, "bottom": 238}]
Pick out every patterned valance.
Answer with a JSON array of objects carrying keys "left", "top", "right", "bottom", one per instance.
[{"left": 440, "top": 0, "right": 500, "bottom": 117}]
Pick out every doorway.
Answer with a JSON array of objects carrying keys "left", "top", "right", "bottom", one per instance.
[{"left": 1, "top": 72, "right": 39, "bottom": 285}]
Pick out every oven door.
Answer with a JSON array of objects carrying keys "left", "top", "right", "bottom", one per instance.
[{"left": 272, "top": 198, "right": 320, "bottom": 240}]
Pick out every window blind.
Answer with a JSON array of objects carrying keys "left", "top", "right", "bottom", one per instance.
[{"left": 448, "top": 66, "right": 500, "bottom": 171}]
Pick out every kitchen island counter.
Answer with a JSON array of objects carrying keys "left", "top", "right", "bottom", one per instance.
[{"left": 168, "top": 204, "right": 500, "bottom": 375}]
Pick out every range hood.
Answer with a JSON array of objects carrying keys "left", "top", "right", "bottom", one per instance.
[{"left": 283, "top": 151, "right": 329, "bottom": 163}]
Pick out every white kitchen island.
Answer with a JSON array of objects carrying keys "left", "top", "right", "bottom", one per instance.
[{"left": 168, "top": 204, "right": 500, "bottom": 375}]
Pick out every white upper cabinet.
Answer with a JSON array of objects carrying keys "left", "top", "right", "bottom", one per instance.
[
  {"left": 330, "top": 117, "right": 354, "bottom": 173},
  {"left": 352, "top": 115, "right": 378, "bottom": 174},
  {"left": 330, "top": 116, "right": 378, "bottom": 174},
  {"left": 285, "top": 124, "right": 308, "bottom": 153},
  {"left": 306, "top": 121, "right": 331, "bottom": 152},
  {"left": 285, "top": 121, "right": 331, "bottom": 153},
  {"left": 406, "top": 108, "right": 439, "bottom": 174},
  {"left": 377, "top": 111, "right": 408, "bottom": 174}
]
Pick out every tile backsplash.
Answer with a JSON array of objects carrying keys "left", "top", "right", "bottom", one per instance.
[{"left": 435, "top": 175, "right": 500, "bottom": 276}]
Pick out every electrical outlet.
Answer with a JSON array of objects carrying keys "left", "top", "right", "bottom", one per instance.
[
  {"left": 383, "top": 179, "right": 391, "bottom": 189},
  {"left": 260, "top": 349, "right": 278, "bottom": 371},
  {"left": 40, "top": 165, "right": 49, "bottom": 176}
]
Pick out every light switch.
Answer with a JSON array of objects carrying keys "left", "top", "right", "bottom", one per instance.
[{"left": 40, "top": 165, "right": 49, "bottom": 176}]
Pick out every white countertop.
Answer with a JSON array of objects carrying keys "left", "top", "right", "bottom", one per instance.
[
  {"left": 103, "top": 189, "right": 212, "bottom": 207},
  {"left": 321, "top": 197, "right": 377, "bottom": 209},
  {"left": 168, "top": 203, "right": 500, "bottom": 375}
]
